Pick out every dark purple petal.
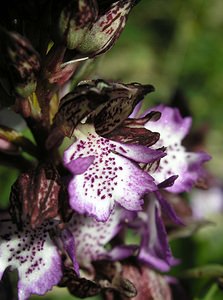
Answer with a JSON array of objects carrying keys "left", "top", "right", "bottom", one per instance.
[
  {"left": 157, "top": 175, "right": 178, "bottom": 189},
  {"left": 105, "top": 111, "right": 161, "bottom": 147},
  {"left": 154, "top": 191, "right": 184, "bottom": 226},
  {"left": 48, "top": 81, "right": 154, "bottom": 149},
  {"left": 0, "top": 219, "right": 62, "bottom": 300},
  {"left": 106, "top": 126, "right": 160, "bottom": 147},
  {"left": 137, "top": 198, "right": 179, "bottom": 272},
  {"left": 60, "top": 229, "right": 79, "bottom": 275}
]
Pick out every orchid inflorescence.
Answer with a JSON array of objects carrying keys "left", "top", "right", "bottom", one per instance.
[{"left": 0, "top": 1, "right": 210, "bottom": 299}]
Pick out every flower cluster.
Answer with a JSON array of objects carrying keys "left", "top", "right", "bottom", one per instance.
[{"left": 0, "top": 1, "right": 210, "bottom": 300}]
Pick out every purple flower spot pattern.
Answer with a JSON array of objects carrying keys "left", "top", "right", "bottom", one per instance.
[
  {"left": 68, "top": 207, "right": 128, "bottom": 269},
  {"left": 64, "top": 125, "right": 160, "bottom": 221},
  {"left": 0, "top": 219, "right": 62, "bottom": 300},
  {"left": 144, "top": 105, "right": 211, "bottom": 192}
]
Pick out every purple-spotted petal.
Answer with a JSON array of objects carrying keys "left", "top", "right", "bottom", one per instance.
[
  {"left": 0, "top": 219, "right": 62, "bottom": 300},
  {"left": 67, "top": 207, "right": 132, "bottom": 269},
  {"left": 144, "top": 105, "right": 192, "bottom": 140},
  {"left": 154, "top": 151, "right": 211, "bottom": 193},
  {"left": 144, "top": 105, "right": 211, "bottom": 192},
  {"left": 64, "top": 125, "right": 158, "bottom": 221}
]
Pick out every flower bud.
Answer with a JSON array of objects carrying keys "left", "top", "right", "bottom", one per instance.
[
  {"left": 9, "top": 164, "right": 65, "bottom": 229},
  {"left": 59, "top": 0, "right": 136, "bottom": 57},
  {"left": 78, "top": 0, "right": 134, "bottom": 57},
  {"left": 0, "top": 27, "right": 40, "bottom": 98},
  {"left": 120, "top": 264, "right": 172, "bottom": 300},
  {"left": 58, "top": 0, "right": 97, "bottom": 49}
]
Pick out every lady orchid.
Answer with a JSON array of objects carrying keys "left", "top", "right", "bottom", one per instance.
[
  {"left": 63, "top": 123, "right": 164, "bottom": 221},
  {"left": 0, "top": 0, "right": 211, "bottom": 300}
]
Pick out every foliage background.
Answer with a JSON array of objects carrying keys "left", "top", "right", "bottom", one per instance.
[{"left": 1, "top": 0, "right": 223, "bottom": 299}]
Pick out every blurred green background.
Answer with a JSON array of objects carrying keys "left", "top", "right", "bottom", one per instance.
[{"left": 1, "top": 0, "right": 223, "bottom": 299}]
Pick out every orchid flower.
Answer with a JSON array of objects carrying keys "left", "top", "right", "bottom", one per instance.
[
  {"left": 143, "top": 105, "right": 211, "bottom": 193},
  {"left": 0, "top": 0, "right": 213, "bottom": 298},
  {"left": 66, "top": 206, "right": 136, "bottom": 271},
  {"left": 63, "top": 124, "right": 165, "bottom": 221},
  {"left": 0, "top": 216, "right": 63, "bottom": 300}
]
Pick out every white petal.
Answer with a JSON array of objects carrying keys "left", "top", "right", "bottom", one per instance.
[{"left": 0, "top": 220, "right": 62, "bottom": 300}]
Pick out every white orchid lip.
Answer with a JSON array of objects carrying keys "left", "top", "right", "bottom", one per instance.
[
  {"left": 68, "top": 207, "right": 135, "bottom": 270},
  {"left": 0, "top": 218, "right": 62, "bottom": 300},
  {"left": 64, "top": 124, "right": 164, "bottom": 221}
]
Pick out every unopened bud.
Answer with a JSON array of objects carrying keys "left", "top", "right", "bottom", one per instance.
[
  {"left": 59, "top": 0, "right": 136, "bottom": 58},
  {"left": 10, "top": 164, "right": 64, "bottom": 229},
  {"left": 0, "top": 27, "right": 40, "bottom": 98},
  {"left": 59, "top": 0, "right": 97, "bottom": 50}
]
